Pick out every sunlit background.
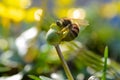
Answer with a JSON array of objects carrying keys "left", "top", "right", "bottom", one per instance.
[{"left": 0, "top": 0, "right": 120, "bottom": 80}]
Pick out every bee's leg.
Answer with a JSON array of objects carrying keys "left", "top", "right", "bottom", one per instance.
[
  {"left": 61, "top": 24, "right": 70, "bottom": 32},
  {"left": 59, "top": 24, "right": 70, "bottom": 39},
  {"left": 57, "top": 29, "right": 68, "bottom": 39}
]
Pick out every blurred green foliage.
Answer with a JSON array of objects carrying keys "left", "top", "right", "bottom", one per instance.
[{"left": 0, "top": 0, "right": 120, "bottom": 80}]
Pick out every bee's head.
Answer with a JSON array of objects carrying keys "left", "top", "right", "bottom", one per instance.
[{"left": 56, "top": 19, "right": 63, "bottom": 27}]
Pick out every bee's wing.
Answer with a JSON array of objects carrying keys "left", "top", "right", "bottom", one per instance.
[
  {"left": 77, "top": 19, "right": 89, "bottom": 26},
  {"left": 71, "top": 18, "right": 89, "bottom": 27}
]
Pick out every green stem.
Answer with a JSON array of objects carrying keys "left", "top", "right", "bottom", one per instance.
[{"left": 55, "top": 44, "right": 74, "bottom": 80}]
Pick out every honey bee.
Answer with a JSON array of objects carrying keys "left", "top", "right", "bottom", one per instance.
[
  {"left": 56, "top": 18, "right": 89, "bottom": 41},
  {"left": 46, "top": 18, "right": 88, "bottom": 45}
]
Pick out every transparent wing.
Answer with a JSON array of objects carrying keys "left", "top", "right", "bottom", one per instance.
[{"left": 70, "top": 18, "right": 89, "bottom": 27}]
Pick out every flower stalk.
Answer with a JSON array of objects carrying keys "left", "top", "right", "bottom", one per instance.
[{"left": 55, "top": 44, "right": 74, "bottom": 80}]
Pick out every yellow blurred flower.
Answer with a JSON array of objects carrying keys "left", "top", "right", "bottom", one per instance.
[
  {"left": 54, "top": 0, "right": 75, "bottom": 18},
  {"left": 0, "top": 2, "right": 25, "bottom": 23},
  {"left": 7, "top": 7, "right": 25, "bottom": 22},
  {"left": 1, "top": 18, "right": 10, "bottom": 28},
  {"left": 101, "top": 3, "right": 118, "bottom": 18},
  {"left": 25, "top": 8, "right": 42, "bottom": 22},
  {"left": 2, "top": 0, "right": 31, "bottom": 9},
  {"left": 0, "top": 2, "right": 43, "bottom": 23},
  {"left": 0, "top": 3, "right": 6, "bottom": 17},
  {"left": 55, "top": 0, "right": 74, "bottom": 6},
  {"left": 2, "top": 0, "right": 19, "bottom": 7},
  {"left": 54, "top": 9, "right": 68, "bottom": 18},
  {"left": 117, "top": 2, "right": 120, "bottom": 13}
]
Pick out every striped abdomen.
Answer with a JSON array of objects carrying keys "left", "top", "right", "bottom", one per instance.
[{"left": 62, "top": 24, "right": 79, "bottom": 41}]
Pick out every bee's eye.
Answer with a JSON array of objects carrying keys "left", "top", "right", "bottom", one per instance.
[
  {"left": 62, "top": 19, "right": 71, "bottom": 27},
  {"left": 56, "top": 20, "right": 62, "bottom": 27}
]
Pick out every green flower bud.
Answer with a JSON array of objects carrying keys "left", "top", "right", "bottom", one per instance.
[{"left": 46, "top": 24, "right": 62, "bottom": 45}]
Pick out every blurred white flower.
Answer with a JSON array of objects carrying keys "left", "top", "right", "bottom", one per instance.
[
  {"left": 0, "top": 72, "right": 23, "bottom": 80},
  {"left": 88, "top": 76, "right": 99, "bottom": 80},
  {"left": 15, "top": 27, "right": 38, "bottom": 57}
]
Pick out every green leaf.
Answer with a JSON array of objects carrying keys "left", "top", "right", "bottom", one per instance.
[
  {"left": 39, "top": 76, "right": 53, "bottom": 80},
  {"left": 104, "top": 46, "right": 108, "bottom": 58},
  {"left": 28, "top": 75, "right": 41, "bottom": 80},
  {"left": 102, "top": 46, "right": 108, "bottom": 80}
]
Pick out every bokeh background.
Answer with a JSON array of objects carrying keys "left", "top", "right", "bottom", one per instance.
[{"left": 0, "top": 0, "right": 120, "bottom": 80}]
